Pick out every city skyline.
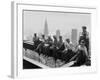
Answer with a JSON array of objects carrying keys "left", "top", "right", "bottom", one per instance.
[{"left": 23, "top": 10, "right": 91, "bottom": 41}]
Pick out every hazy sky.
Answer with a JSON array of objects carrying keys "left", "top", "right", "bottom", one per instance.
[{"left": 23, "top": 10, "right": 91, "bottom": 40}]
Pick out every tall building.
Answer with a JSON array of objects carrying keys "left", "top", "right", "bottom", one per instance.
[
  {"left": 56, "top": 29, "right": 60, "bottom": 40},
  {"left": 71, "top": 29, "right": 77, "bottom": 46},
  {"left": 44, "top": 18, "right": 49, "bottom": 38}
]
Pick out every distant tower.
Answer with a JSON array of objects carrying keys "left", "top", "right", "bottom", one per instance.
[
  {"left": 44, "top": 18, "right": 49, "bottom": 39},
  {"left": 56, "top": 29, "right": 60, "bottom": 40},
  {"left": 71, "top": 29, "right": 77, "bottom": 47}
]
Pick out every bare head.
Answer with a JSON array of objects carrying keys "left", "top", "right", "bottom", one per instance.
[
  {"left": 59, "top": 36, "right": 62, "bottom": 40},
  {"left": 53, "top": 35, "right": 57, "bottom": 40},
  {"left": 34, "top": 33, "right": 37, "bottom": 37},
  {"left": 80, "top": 40, "right": 85, "bottom": 46},
  {"left": 42, "top": 35, "right": 45, "bottom": 39},
  {"left": 82, "top": 26, "right": 87, "bottom": 32},
  {"left": 66, "top": 39, "right": 70, "bottom": 43}
]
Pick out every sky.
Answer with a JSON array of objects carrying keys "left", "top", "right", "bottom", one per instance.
[{"left": 23, "top": 10, "right": 91, "bottom": 41}]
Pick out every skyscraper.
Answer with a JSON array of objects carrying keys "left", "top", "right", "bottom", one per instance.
[
  {"left": 71, "top": 29, "right": 77, "bottom": 46},
  {"left": 44, "top": 18, "right": 49, "bottom": 38},
  {"left": 56, "top": 29, "right": 60, "bottom": 40}
]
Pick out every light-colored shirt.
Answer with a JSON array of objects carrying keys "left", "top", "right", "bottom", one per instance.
[{"left": 78, "top": 45, "right": 88, "bottom": 56}]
